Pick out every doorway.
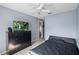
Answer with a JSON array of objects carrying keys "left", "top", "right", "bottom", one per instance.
[{"left": 38, "top": 20, "right": 44, "bottom": 40}]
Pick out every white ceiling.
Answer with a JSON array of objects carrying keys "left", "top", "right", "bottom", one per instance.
[{"left": 0, "top": 3, "right": 78, "bottom": 19}]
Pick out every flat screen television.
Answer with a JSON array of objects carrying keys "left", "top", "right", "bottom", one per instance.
[{"left": 13, "top": 21, "right": 29, "bottom": 31}]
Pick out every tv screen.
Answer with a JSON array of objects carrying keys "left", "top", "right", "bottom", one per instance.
[{"left": 13, "top": 21, "right": 29, "bottom": 31}]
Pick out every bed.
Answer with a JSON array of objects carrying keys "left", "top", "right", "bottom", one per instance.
[{"left": 30, "top": 36, "right": 79, "bottom": 55}]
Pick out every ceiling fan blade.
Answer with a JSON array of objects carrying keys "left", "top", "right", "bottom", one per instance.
[
  {"left": 42, "top": 9, "right": 51, "bottom": 13},
  {"left": 37, "top": 3, "right": 44, "bottom": 10}
]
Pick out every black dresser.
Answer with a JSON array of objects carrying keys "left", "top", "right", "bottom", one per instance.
[{"left": 7, "top": 31, "right": 31, "bottom": 55}]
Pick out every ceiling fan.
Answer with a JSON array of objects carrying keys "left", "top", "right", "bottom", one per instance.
[{"left": 30, "top": 3, "right": 51, "bottom": 14}]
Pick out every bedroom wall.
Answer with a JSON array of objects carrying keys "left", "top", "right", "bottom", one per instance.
[
  {"left": 76, "top": 5, "right": 79, "bottom": 48},
  {"left": 45, "top": 10, "right": 77, "bottom": 40},
  {"left": 0, "top": 6, "right": 39, "bottom": 53}
]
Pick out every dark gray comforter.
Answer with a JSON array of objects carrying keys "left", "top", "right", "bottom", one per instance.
[{"left": 31, "top": 38, "right": 79, "bottom": 55}]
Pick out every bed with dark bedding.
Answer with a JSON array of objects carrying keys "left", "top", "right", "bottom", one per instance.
[{"left": 30, "top": 36, "right": 79, "bottom": 55}]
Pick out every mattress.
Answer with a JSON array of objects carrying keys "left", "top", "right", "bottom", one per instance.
[{"left": 30, "top": 36, "right": 79, "bottom": 55}]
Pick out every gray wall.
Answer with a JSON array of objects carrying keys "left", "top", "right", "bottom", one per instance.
[
  {"left": 76, "top": 5, "right": 79, "bottom": 48},
  {"left": 45, "top": 10, "right": 77, "bottom": 40},
  {"left": 0, "top": 6, "right": 39, "bottom": 53}
]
